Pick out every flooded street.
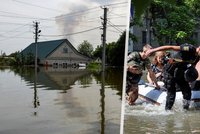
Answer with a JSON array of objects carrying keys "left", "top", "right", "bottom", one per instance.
[
  {"left": 124, "top": 98, "right": 200, "bottom": 134},
  {"left": 123, "top": 71, "right": 200, "bottom": 134},
  {"left": 0, "top": 67, "right": 123, "bottom": 134}
]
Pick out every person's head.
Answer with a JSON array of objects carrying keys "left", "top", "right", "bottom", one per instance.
[
  {"left": 153, "top": 51, "right": 166, "bottom": 65},
  {"left": 140, "top": 44, "right": 152, "bottom": 59}
]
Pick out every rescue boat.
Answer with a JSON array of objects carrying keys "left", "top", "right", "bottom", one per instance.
[{"left": 138, "top": 81, "right": 200, "bottom": 107}]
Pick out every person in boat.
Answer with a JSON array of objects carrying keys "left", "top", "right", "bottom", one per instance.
[
  {"left": 147, "top": 51, "right": 166, "bottom": 85},
  {"left": 146, "top": 43, "right": 200, "bottom": 110},
  {"left": 126, "top": 44, "right": 160, "bottom": 105}
]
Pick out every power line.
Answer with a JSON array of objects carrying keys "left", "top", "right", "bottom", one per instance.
[
  {"left": 107, "top": 21, "right": 124, "bottom": 33},
  {"left": 109, "top": 11, "right": 127, "bottom": 18},
  {"left": 0, "top": 14, "right": 54, "bottom": 21},
  {"left": 13, "top": 0, "right": 128, "bottom": 15},
  {"left": 12, "top": 0, "right": 128, "bottom": 21},
  {"left": 0, "top": 3, "right": 127, "bottom": 36},
  {"left": 0, "top": 21, "right": 32, "bottom": 26},
  {"left": 12, "top": 0, "right": 65, "bottom": 13},
  {"left": 0, "top": 1, "right": 128, "bottom": 26},
  {"left": 13, "top": 0, "right": 102, "bottom": 17},
  {"left": 41, "top": 26, "right": 101, "bottom": 37},
  {"left": 0, "top": 23, "right": 30, "bottom": 34},
  {"left": 0, "top": 30, "right": 30, "bottom": 41},
  {"left": 55, "top": 8, "right": 101, "bottom": 20},
  {"left": 0, "top": 10, "right": 33, "bottom": 17}
]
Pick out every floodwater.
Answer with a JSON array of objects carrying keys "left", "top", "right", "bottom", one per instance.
[
  {"left": 0, "top": 66, "right": 123, "bottom": 134},
  {"left": 124, "top": 87, "right": 200, "bottom": 134}
]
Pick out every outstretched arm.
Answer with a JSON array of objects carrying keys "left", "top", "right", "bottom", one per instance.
[{"left": 146, "top": 45, "right": 180, "bottom": 56}]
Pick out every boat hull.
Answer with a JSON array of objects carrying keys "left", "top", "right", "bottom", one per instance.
[{"left": 138, "top": 83, "right": 200, "bottom": 106}]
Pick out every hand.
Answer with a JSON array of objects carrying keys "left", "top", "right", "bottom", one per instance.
[
  {"left": 155, "top": 72, "right": 162, "bottom": 78},
  {"left": 145, "top": 49, "right": 154, "bottom": 57},
  {"left": 155, "top": 84, "right": 160, "bottom": 90}
]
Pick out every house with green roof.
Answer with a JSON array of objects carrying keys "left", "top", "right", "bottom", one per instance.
[{"left": 21, "top": 39, "right": 92, "bottom": 67}]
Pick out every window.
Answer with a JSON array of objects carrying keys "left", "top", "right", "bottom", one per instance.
[
  {"left": 142, "top": 31, "right": 147, "bottom": 44},
  {"left": 63, "top": 47, "right": 68, "bottom": 53}
]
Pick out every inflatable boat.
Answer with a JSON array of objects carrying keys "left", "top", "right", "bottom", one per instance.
[{"left": 138, "top": 81, "right": 200, "bottom": 107}]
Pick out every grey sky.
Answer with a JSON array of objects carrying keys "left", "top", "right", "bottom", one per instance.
[{"left": 0, "top": 0, "right": 130, "bottom": 55}]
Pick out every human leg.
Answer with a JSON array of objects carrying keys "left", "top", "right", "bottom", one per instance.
[
  {"left": 174, "top": 66, "right": 191, "bottom": 109},
  {"left": 165, "top": 85, "right": 176, "bottom": 110},
  {"left": 127, "top": 84, "right": 139, "bottom": 105},
  {"left": 177, "top": 82, "right": 191, "bottom": 109},
  {"left": 126, "top": 71, "right": 141, "bottom": 105},
  {"left": 163, "top": 68, "right": 176, "bottom": 110}
]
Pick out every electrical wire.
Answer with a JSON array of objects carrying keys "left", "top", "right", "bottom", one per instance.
[
  {"left": 0, "top": 1, "right": 129, "bottom": 50},
  {"left": 41, "top": 26, "right": 101, "bottom": 37},
  {"left": 12, "top": 0, "right": 65, "bottom": 13},
  {"left": 107, "top": 21, "right": 124, "bottom": 33}
]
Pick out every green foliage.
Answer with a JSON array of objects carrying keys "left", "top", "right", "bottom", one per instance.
[
  {"left": 132, "top": 0, "right": 176, "bottom": 18},
  {"left": 132, "top": 0, "right": 153, "bottom": 18},
  {"left": 0, "top": 57, "right": 16, "bottom": 66},
  {"left": 176, "top": 31, "right": 187, "bottom": 39},
  {"left": 93, "top": 45, "right": 102, "bottom": 59},
  {"left": 185, "top": 0, "right": 200, "bottom": 18},
  {"left": 92, "top": 32, "right": 126, "bottom": 66},
  {"left": 87, "top": 62, "right": 101, "bottom": 70},
  {"left": 150, "top": 0, "right": 197, "bottom": 44},
  {"left": 78, "top": 40, "right": 93, "bottom": 57},
  {"left": 16, "top": 52, "right": 34, "bottom": 65},
  {"left": 131, "top": 0, "right": 200, "bottom": 44},
  {"left": 108, "top": 32, "right": 125, "bottom": 66}
]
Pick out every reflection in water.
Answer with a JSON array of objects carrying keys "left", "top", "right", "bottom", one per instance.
[
  {"left": 33, "top": 67, "right": 40, "bottom": 116},
  {"left": 100, "top": 71, "right": 105, "bottom": 134},
  {"left": 4, "top": 66, "right": 123, "bottom": 134}
]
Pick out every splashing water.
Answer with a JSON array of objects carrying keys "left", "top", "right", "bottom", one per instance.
[{"left": 124, "top": 96, "right": 196, "bottom": 116}]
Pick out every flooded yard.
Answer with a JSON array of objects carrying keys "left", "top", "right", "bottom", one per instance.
[{"left": 0, "top": 67, "right": 123, "bottom": 134}]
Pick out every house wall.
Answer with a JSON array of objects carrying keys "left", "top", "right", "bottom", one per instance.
[
  {"left": 41, "top": 42, "right": 91, "bottom": 67},
  {"left": 129, "top": 25, "right": 159, "bottom": 52}
]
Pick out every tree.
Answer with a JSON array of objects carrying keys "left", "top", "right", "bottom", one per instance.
[
  {"left": 92, "top": 32, "right": 126, "bottom": 66},
  {"left": 78, "top": 40, "right": 93, "bottom": 57},
  {"left": 185, "top": 0, "right": 200, "bottom": 18},
  {"left": 93, "top": 45, "right": 102, "bottom": 59},
  {"left": 150, "top": 0, "right": 197, "bottom": 44},
  {"left": 108, "top": 31, "right": 126, "bottom": 66},
  {"left": 129, "top": 0, "right": 177, "bottom": 45},
  {"left": 130, "top": 0, "right": 199, "bottom": 45},
  {"left": 131, "top": 0, "right": 176, "bottom": 18}
]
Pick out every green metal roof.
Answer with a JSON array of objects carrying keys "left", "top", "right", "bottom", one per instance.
[{"left": 21, "top": 39, "right": 65, "bottom": 60}]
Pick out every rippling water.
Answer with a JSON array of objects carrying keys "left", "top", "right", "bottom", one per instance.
[
  {"left": 124, "top": 98, "right": 200, "bottom": 134},
  {"left": 0, "top": 67, "right": 123, "bottom": 134}
]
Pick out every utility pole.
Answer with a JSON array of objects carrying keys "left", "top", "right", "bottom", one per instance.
[
  {"left": 33, "top": 21, "right": 41, "bottom": 113},
  {"left": 100, "top": 7, "right": 107, "bottom": 134},
  {"left": 33, "top": 21, "right": 41, "bottom": 68},
  {"left": 101, "top": 7, "right": 108, "bottom": 72}
]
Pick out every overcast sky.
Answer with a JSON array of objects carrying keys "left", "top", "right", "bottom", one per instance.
[{"left": 0, "top": 0, "right": 130, "bottom": 55}]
